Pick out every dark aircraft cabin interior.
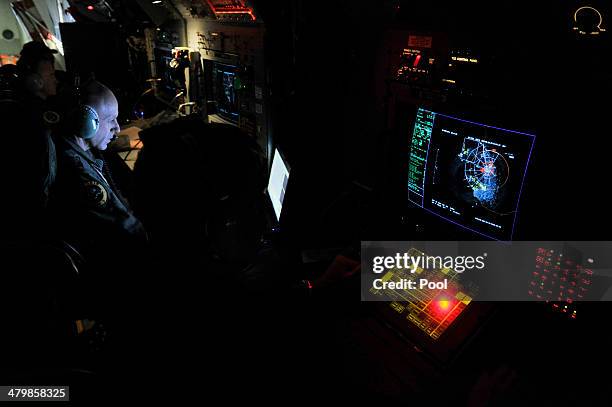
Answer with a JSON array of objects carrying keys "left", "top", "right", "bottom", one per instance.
[{"left": 1, "top": 0, "right": 611, "bottom": 404}]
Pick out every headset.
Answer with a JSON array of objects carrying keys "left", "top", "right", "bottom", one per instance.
[
  {"left": 66, "top": 76, "right": 100, "bottom": 140},
  {"left": 16, "top": 58, "right": 44, "bottom": 95},
  {"left": 23, "top": 71, "right": 44, "bottom": 94}
]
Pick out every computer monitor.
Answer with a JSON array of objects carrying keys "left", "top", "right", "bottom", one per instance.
[
  {"left": 213, "top": 62, "right": 239, "bottom": 123},
  {"left": 268, "top": 148, "right": 290, "bottom": 222},
  {"left": 408, "top": 107, "right": 535, "bottom": 240}
]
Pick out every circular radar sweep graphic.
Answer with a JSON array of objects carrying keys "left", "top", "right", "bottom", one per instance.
[{"left": 460, "top": 141, "right": 509, "bottom": 209}]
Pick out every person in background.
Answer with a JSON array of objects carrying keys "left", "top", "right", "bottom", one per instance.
[{"left": 1, "top": 41, "right": 59, "bottom": 239}]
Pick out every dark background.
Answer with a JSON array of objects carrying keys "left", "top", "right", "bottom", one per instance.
[{"left": 4, "top": 0, "right": 612, "bottom": 404}]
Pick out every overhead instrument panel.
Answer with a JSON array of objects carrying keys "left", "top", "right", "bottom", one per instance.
[
  {"left": 205, "top": 0, "right": 257, "bottom": 22},
  {"left": 393, "top": 34, "right": 437, "bottom": 88}
]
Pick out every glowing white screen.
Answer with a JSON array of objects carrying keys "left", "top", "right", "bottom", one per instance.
[{"left": 268, "top": 149, "right": 290, "bottom": 221}]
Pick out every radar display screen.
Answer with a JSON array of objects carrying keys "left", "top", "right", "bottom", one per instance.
[{"left": 408, "top": 108, "right": 535, "bottom": 240}]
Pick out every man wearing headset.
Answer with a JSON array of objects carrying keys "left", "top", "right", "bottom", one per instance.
[
  {"left": 51, "top": 80, "right": 146, "bottom": 252},
  {"left": 15, "top": 41, "right": 58, "bottom": 100},
  {"left": 49, "top": 80, "right": 147, "bottom": 320}
]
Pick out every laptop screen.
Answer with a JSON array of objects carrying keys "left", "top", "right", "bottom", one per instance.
[{"left": 268, "top": 148, "right": 290, "bottom": 221}]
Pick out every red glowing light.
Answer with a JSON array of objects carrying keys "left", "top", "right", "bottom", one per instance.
[
  {"left": 428, "top": 295, "right": 458, "bottom": 318},
  {"left": 87, "top": 5, "right": 94, "bottom": 11},
  {"left": 413, "top": 54, "right": 422, "bottom": 67}
]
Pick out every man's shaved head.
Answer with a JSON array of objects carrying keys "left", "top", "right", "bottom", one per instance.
[
  {"left": 80, "top": 81, "right": 120, "bottom": 151},
  {"left": 82, "top": 81, "right": 114, "bottom": 112}
]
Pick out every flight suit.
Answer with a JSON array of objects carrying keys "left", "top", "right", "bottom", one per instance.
[
  {"left": 49, "top": 137, "right": 151, "bottom": 348},
  {"left": 49, "top": 136, "right": 147, "bottom": 263},
  {"left": 49, "top": 136, "right": 149, "bottom": 321}
]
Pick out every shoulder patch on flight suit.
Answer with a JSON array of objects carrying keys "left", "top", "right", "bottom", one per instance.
[{"left": 83, "top": 181, "right": 108, "bottom": 207}]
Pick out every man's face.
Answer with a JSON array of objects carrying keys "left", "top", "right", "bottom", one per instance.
[
  {"left": 36, "top": 60, "right": 56, "bottom": 97},
  {"left": 88, "top": 92, "right": 120, "bottom": 151}
]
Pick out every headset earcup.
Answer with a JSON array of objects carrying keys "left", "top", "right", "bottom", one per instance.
[
  {"left": 73, "top": 104, "right": 100, "bottom": 140},
  {"left": 23, "top": 72, "right": 43, "bottom": 94}
]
